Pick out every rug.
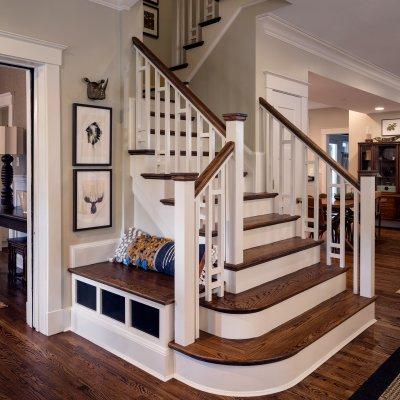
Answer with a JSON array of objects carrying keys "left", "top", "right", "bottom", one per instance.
[
  {"left": 0, "top": 302, "right": 7, "bottom": 309},
  {"left": 350, "top": 347, "right": 400, "bottom": 399}
]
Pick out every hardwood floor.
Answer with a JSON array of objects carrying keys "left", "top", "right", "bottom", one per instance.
[{"left": 0, "top": 230, "right": 399, "bottom": 399}]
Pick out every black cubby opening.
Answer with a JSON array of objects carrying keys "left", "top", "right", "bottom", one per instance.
[
  {"left": 101, "top": 290, "right": 125, "bottom": 323},
  {"left": 76, "top": 281, "right": 97, "bottom": 311},
  {"left": 131, "top": 300, "right": 160, "bottom": 338}
]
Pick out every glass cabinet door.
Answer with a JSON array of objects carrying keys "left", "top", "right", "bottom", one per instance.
[
  {"left": 359, "top": 144, "right": 373, "bottom": 171},
  {"left": 376, "top": 145, "right": 397, "bottom": 192}
]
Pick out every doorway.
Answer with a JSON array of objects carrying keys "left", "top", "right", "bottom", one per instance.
[
  {"left": 327, "top": 133, "right": 349, "bottom": 195},
  {"left": 0, "top": 63, "right": 33, "bottom": 325}
]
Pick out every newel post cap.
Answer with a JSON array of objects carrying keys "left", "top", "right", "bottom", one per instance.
[
  {"left": 170, "top": 172, "right": 199, "bottom": 182},
  {"left": 222, "top": 113, "right": 248, "bottom": 122},
  {"left": 358, "top": 170, "right": 379, "bottom": 178}
]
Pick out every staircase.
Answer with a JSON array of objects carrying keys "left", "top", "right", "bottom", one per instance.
[{"left": 69, "top": 37, "right": 377, "bottom": 397}]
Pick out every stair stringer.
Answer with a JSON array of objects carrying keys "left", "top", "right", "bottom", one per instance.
[
  {"left": 173, "top": 303, "right": 376, "bottom": 397},
  {"left": 130, "top": 155, "right": 174, "bottom": 238}
]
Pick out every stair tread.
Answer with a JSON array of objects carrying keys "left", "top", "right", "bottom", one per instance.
[
  {"left": 200, "top": 263, "right": 348, "bottom": 314},
  {"left": 170, "top": 291, "right": 376, "bottom": 365},
  {"left": 199, "top": 16, "right": 222, "bottom": 27},
  {"left": 225, "top": 237, "right": 324, "bottom": 271},
  {"left": 170, "top": 63, "right": 188, "bottom": 71},
  {"left": 160, "top": 191, "right": 275, "bottom": 206},
  {"left": 244, "top": 213, "right": 299, "bottom": 231},
  {"left": 140, "top": 171, "right": 248, "bottom": 180},
  {"left": 69, "top": 262, "right": 174, "bottom": 305},
  {"left": 183, "top": 41, "right": 204, "bottom": 50},
  {"left": 130, "top": 150, "right": 212, "bottom": 156},
  {"left": 150, "top": 111, "right": 195, "bottom": 121},
  {"left": 150, "top": 128, "right": 198, "bottom": 138}
]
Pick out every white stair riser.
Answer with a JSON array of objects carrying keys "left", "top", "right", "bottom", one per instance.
[
  {"left": 200, "top": 273, "right": 347, "bottom": 339},
  {"left": 244, "top": 221, "right": 296, "bottom": 249},
  {"left": 244, "top": 198, "right": 274, "bottom": 218},
  {"left": 224, "top": 245, "right": 321, "bottom": 294},
  {"left": 147, "top": 135, "right": 209, "bottom": 152},
  {"left": 173, "top": 304, "right": 376, "bottom": 397}
]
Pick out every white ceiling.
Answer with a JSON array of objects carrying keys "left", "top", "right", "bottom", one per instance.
[
  {"left": 309, "top": 72, "right": 400, "bottom": 114},
  {"left": 272, "top": 0, "right": 400, "bottom": 77}
]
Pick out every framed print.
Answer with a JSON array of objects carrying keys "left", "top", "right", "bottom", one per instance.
[
  {"left": 143, "top": 4, "right": 159, "bottom": 39},
  {"left": 73, "top": 169, "right": 112, "bottom": 231},
  {"left": 382, "top": 119, "right": 400, "bottom": 136},
  {"left": 73, "top": 103, "right": 112, "bottom": 166},
  {"left": 144, "top": 0, "right": 159, "bottom": 4}
]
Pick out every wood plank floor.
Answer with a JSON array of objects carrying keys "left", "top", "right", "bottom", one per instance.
[{"left": 0, "top": 229, "right": 399, "bottom": 399}]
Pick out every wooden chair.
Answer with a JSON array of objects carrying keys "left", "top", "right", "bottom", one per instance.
[
  {"left": 307, "top": 195, "right": 327, "bottom": 239},
  {"left": 7, "top": 237, "right": 27, "bottom": 287}
]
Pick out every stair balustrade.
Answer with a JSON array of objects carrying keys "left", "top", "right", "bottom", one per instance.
[
  {"left": 259, "top": 97, "right": 376, "bottom": 299},
  {"left": 175, "top": 0, "right": 220, "bottom": 65}
]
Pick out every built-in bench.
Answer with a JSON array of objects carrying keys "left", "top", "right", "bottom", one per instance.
[{"left": 69, "top": 262, "right": 175, "bottom": 381}]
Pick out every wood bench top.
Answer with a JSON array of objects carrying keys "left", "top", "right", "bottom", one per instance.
[{"left": 69, "top": 262, "right": 175, "bottom": 306}]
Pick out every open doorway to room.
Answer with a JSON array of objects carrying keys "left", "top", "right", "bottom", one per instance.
[
  {"left": 0, "top": 63, "right": 32, "bottom": 323},
  {"left": 327, "top": 133, "right": 349, "bottom": 195}
]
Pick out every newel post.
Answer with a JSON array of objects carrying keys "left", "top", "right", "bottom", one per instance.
[
  {"left": 223, "top": 113, "right": 247, "bottom": 265},
  {"left": 172, "top": 173, "right": 198, "bottom": 346},
  {"left": 359, "top": 171, "right": 377, "bottom": 298}
]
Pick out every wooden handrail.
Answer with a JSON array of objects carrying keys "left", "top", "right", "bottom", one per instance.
[
  {"left": 132, "top": 37, "right": 226, "bottom": 137},
  {"left": 195, "top": 141, "right": 235, "bottom": 197},
  {"left": 259, "top": 97, "right": 360, "bottom": 191}
]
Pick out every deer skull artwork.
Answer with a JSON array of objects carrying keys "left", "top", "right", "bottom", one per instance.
[{"left": 83, "top": 77, "right": 109, "bottom": 100}]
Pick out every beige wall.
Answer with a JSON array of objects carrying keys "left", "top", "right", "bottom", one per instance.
[
  {"left": 143, "top": 0, "right": 176, "bottom": 67},
  {"left": 0, "top": 0, "right": 142, "bottom": 308}
]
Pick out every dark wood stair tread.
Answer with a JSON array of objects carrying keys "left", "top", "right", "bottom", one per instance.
[
  {"left": 170, "top": 291, "right": 376, "bottom": 365},
  {"left": 68, "top": 262, "right": 174, "bottom": 305},
  {"left": 244, "top": 213, "right": 299, "bottom": 231},
  {"left": 183, "top": 41, "right": 204, "bottom": 50},
  {"left": 170, "top": 63, "right": 188, "bottom": 71},
  {"left": 225, "top": 237, "right": 324, "bottom": 271},
  {"left": 150, "top": 111, "right": 195, "bottom": 121},
  {"left": 140, "top": 171, "right": 247, "bottom": 180},
  {"left": 160, "top": 191, "right": 273, "bottom": 206},
  {"left": 200, "top": 263, "right": 348, "bottom": 314},
  {"left": 199, "top": 17, "right": 222, "bottom": 27},
  {"left": 130, "top": 150, "right": 212, "bottom": 156},
  {"left": 150, "top": 129, "right": 198, "bottom": 138}
]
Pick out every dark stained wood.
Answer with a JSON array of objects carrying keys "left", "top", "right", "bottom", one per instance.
[
  {"left": 150, "top": 128, "right": 198, "bottom": 137},
  {"left": 170, "top": 173, "right": 198, "bottom": 182},
  {"left": 0, "top": 229, "right": 399, "bottom": 399},
  {"left": 222, "top": 113, "right": 247, "bottom": 122},
  {"left": 150, "top": 111, "right": 195, "bottom": 121},
  {"left": 170, "top": 291, "right": 376, "bottom": 365},
  {"left": 358, "top": 170, "right": 379, "bottom": 177},
  {"left": 141, "top": 173, "right": 182, "bottom": 180},
  {"left": 225, "top": 236, "right": 324, "bottom": 271},
  {"left": 259, "top": 97, "right": 360, "bottom": 190},
  {"left": 128, "top": 149, "right": 156, "bottom": 155},
  {"left": 169, "top": 62, "right": 188, "bottom": 71},
  {"left": 195, "top": 141, "right": 235, "bottom": 197},
  {"left": 200, "top": 263, "right": 349, "bottom": 314},
  {"left": 68, "top": 262, "right": 174, "bottom": 305},
  {"left": 183, "top": 41, "right": 204, "bottom": 50},
  {"left": 243, "top": 213, "right": 300, "bottom": 231},
  {"left": 133, "top": 37, "right": 226, "bottom": 136},
  {"left": 0, "top": 206, "right": 27, "bottom": 233},
  {"left": 161, "top": 191, "right": 278, "bottom": 206},
  {"left": 199, "top": 16, "right": 222, "bottom": 27}
]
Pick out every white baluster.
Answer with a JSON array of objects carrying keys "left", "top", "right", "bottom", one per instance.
[
  {"left": 326, "top": 166, "right": 333, "bottom": 265},
  {"left": 185, "top": 102, "right": 192, "bottom": 171},
  {"left": 196, "top": 112, "right": 203, "bottom": 173},
  {"left": 359, "top": 172, "right": 377, "bottom": 298},
  {"left": 301, "top": 145, "right": 308, "bottom": 239},
  {"left": 224, "top": 113, "right": 246, "bottom": 265},
  {"left": 353, "top": 190, "right": 360, "bottom": 294},
  {"left": 144, "top": 60, "right": 151, "bottom": 149},
  {"left": 268, "top": 113, "right": 274, "bottom": 193},
  {"left": 164, "top": 83, "right": 171, "bottom": 173},
  {"left": 279, "top": 123, "right": 284, "bottom": 214},
  {"left": 339, "top": 178, "right": 346, "bottom": 268},
  {"left": 290, "top": 133, "right": 296, "bottom": 215},
  {"left": 174, "top": 91, "right": 180, "bottom": 171},
  {"left": 204, "top": 185, "right": 213, "bottom": 302},
  {"left": 314, "top": 155, "right": 320, "bottom": 240},
  {"left": 135, "top": 52, "right": 143, "bottom": 148},
  {"left": 155, "top": 71, "right": 161, "bottom": 159},
  {"left": 216, "top": 166, "right": 226, "bottom": 298}
]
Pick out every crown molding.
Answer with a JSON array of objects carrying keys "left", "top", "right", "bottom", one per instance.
[
  {"left": 263, "top": 15, "right": 400, "bottom": 92},
  {"left": 87, "top": 0, "right": 140, "bottom": 11}
]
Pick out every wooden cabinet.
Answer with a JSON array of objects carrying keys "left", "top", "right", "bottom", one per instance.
[{"left": 359, "top": 142, "right": 400, "bottom": 221}]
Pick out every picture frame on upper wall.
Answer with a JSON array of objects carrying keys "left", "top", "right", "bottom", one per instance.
[
  {"left": 73, "top": 169, "right": 112, "bottom": 232},
  {"left": 73, "top": 103, "right": 112, "bottom": 166},
  {"left": 382, "top": 119, "right": 400, "bottom": 136},
  {"left": 143, "top": 4, "right": 159, "bottom": 39}
]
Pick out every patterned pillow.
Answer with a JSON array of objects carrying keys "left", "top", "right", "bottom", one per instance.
[{"left": 113, "top": 227, "right": 144, "bottom": 264}]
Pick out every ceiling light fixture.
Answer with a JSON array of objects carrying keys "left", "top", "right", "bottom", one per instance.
[{"left": 375, "top": 106, "right": 385, "bottom": 111}]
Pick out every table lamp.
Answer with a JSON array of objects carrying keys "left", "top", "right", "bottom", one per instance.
[{"left": 0, "top": 126, "right": 26, "bottom": 211}]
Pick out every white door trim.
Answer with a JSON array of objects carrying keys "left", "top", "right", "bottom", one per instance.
[{"left": 0, "top": 30, "right": 67, "bottom": 335}]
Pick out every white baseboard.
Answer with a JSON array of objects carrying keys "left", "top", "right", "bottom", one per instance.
[{"left": 46, "top": 307, "right": 71, "bottom": 336}]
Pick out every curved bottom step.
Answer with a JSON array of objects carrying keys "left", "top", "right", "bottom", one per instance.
[{"left": 171, "top": 293, "right": 376, "bottom": 397}]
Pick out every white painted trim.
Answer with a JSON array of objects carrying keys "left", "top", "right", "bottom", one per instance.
[
  {"left": 265, "top": 72, "right": 309, "bottom": 98},
  {"left": 0, "top": 30, "right": 65, "bottom": 336},
  {"left": 0, "top": 92, "right": 12, "bottom": 125},
  {"left": 69, "top": 239, "right": 119, "bottom": 269},
  {"left": 263, "top": 15, "right": 400, "bottom": 91},
  {"left": 87, "top": 0, "right": 139, "bottom": 11},
  {"left": 173, "top": 304, "right": 376, "bottom": 397},
  {"left": 0, "top": 30, "right": 66, "bottom": 65}
]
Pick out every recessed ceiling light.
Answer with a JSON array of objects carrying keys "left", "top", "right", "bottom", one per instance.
[{"left": 375, "top": 106, "right": 385, "bottom": 111}]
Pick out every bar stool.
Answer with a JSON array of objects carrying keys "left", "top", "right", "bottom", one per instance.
[{"left": 8, "top": 237, "right": 27, "bottom": 286}]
